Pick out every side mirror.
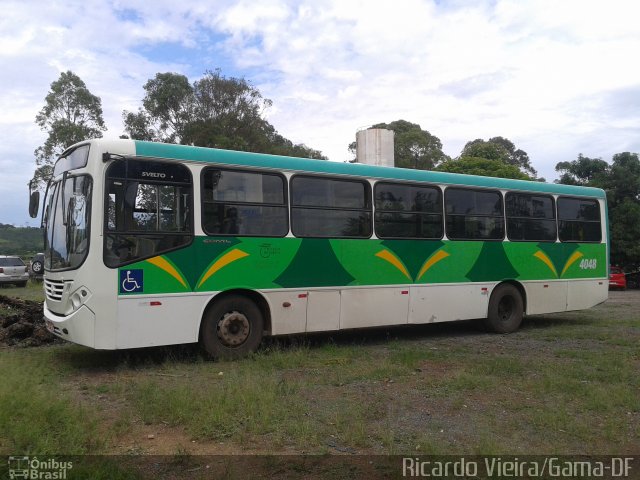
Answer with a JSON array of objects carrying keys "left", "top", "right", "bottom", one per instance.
[{"left": 29, "top": 191, "right": 40, "bottom": 218}]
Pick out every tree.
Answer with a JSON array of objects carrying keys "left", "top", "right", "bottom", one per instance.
[
  {"left": 555, "top": 152, "right": 639, "bottom": 205},
  {"left": 141, "top": 72, "right": 193, "bottom": 143},
  {"left": 435, "top": 136, "right": 536, "bottom": 180},
  {"left": 349, "top": 120, "right": 447, "bottom": 169},
  {"left": 609, "top": 198, "right": 640, "bottom": 267},
  {"left": 601, "top": 152, "right": 640, "bottom": 206},
  {"left": 0, "top": 224, "right": 45, "bottom": 256},
  {"left": 556, "top": 151, "right": 640, "bottom": 270},
  {"left": 183, "top": 70, "right": 270, "bottom": 150},
  {"left": 461, "top": 139, "right": 508, "bottom": 162},
  {"left": 461, "top": 137, "right": 537, "bottom": 177},
  {"left": 554, "top": 154, "right": 609, "bottom": 186},
  {"left": 436, "top": 156, "right": 530, "bottom": 180},
  {"left": 121, "top": 110, "right": 156, "bottom": 142},
  {"left": 600, "top": 153, "right": 640, "bottom": 268},
  {"left": 123, "top": 70, "right": 326, "bottom": 159},
  {"left": 33, "top": 71, "right": 106, "bottom": 188},
  {"left": 264, "top": 129, "right": 326, "bottom": 160}
]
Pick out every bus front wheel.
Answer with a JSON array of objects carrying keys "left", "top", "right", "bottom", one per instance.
[
  {"left": 484, "top": 284, "right": 524, "bottom": 333},
  {"left": 201, "top": 295, "right": 264, "bottom": 359}
]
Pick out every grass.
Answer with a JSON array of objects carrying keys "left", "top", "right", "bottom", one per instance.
[
  {"left": 0, "top": 279, "right": 45, "bottom": 302},
  {"left": 0, "top": 280, "right": 45, "bottom": 320},
  {"left": 0, "top": 290, "right": 638, "bottom": 476},
  {"left": 0, "top": 348, "right": 101, "bottom": 454}
]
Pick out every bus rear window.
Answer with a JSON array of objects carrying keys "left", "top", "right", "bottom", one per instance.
[{"left": 557, "top": 197, "right": 601, "bottom": 242}]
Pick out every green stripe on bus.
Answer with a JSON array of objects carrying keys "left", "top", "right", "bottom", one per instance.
[{"left": 118, "top": 237, "right": 607, "bottom": 295}]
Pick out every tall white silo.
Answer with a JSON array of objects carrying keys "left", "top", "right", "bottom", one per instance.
[{"left": 355, "top": 128, "right": 394, "bottom": 167}]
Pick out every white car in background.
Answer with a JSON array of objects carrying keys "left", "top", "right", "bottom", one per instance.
[{"left": 0, "top": 255, "right": 29, "bottom": 287}]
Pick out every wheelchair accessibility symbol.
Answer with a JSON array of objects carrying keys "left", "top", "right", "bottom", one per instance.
[{"left": 120, "top": 269, "right": 143, "bottom": 293}]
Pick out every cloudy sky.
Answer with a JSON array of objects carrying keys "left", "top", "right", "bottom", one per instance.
[{"left": 1, "top": 0, "right": 639, "bottom": 226}]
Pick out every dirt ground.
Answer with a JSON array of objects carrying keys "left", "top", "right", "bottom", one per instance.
[{"left": 0, "top": 295, "right": 58, "bottom": 347}]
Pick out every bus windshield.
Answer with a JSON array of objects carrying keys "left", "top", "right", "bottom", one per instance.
[{"left": 44, "top": 174, "right": 92, "bottom": 271}]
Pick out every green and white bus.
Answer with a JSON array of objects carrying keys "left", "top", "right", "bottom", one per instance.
[{"left": 30, "top": 139, "right": 609, "bottom": 358}]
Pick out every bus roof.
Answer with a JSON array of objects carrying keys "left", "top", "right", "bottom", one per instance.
[{"left": 131, "top": 140, "right": 606, "bottom": 199}]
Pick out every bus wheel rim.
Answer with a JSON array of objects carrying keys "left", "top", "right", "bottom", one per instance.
[
  {"left": 498, "top": 296, "right": 514, "bottom": 322},
  {"left": 217, "top": 311, "right": 250, "bottom": 347}
]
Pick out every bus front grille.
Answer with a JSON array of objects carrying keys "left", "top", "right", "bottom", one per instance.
[{"left": 45, "top": 279, "right": 65, "bottom": 301}]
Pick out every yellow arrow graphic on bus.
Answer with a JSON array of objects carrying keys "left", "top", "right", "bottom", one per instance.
[
  {"left": 375, "top": 249, "right": 411, "bottom": 281},
  {"left": 533, "top": 251, "right": 558, "bottom": 277},
  {"left": 146, "top": 256, "right": 188, "bottom": 288},
  {"left": 197, "top": 248, "right": 250, "bottom": 289},
  {"left": 561, "top": 251, "right": 584, "bottom": 277},
  {"left": 417, "top": 250, "right": 450, "bottom": 281}
]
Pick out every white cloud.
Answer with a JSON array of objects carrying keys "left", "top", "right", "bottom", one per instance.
[
  {"left": 1, "top": 0, "right": 639, "bottom": 225},
  {"left": 243, "top": 0, "right": 640, "bottom": 172}
]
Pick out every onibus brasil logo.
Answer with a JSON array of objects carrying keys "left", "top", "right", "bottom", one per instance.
[{"left": 8, "top": 456, "right": 72, "bottom": 479}]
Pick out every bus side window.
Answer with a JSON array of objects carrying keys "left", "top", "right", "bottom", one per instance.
[
  {"left": 557, "top": 197, "right": 601, "bottom": 242},
  {"left": 374, "top": 182, "right": 443, "bottom": 239},
  {"left": 445, "top": 188, "right": 504, "bottom": 241},
  {"left": 505, "top": 192, "right": 556, "bottom": 242},
  {"left": 221, "top": 207, "right": 240, "bottom": 234},
  {"left": 291, "top": 175, "right": 372, "bottom": 238},
  {"left": 103, "top": 159, "right": 193, "bottom": 268},
  {"left": 201, "top": 168, "right": 288, "bottom": 237}
]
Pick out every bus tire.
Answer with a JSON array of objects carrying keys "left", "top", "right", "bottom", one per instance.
[
  {"left": 484, "top": 284, "right": 524, "bottom": 333},
  {"left": 200, "top": 295, "right": 264, "bottom": 359}
]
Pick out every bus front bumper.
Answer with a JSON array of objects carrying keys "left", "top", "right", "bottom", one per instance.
[{"left": 44, "top": 303, "right": 96, "bottom": 348}]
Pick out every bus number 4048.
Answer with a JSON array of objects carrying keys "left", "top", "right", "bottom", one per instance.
[{"left": 579, "top": 258, "right": 597, "bottom": 270}]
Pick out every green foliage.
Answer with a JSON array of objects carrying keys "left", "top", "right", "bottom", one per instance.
[
  {"left": 436, "top": 156, "right": 531, "bottom": 180},
  {"left": 609, "top": 199, "right": 640, "bottom": 269},
  {"left": 0, "top": 224, "right": 44, "bottom": 257},
  {"left": 33, "top": 71, "right": 106, "bottom": 188},
  {"left": 461, "top": 137, "right": 537, "bottom": 177},
  {"left": 461, "top": 139, "right": 508, "bottom": 162},
  {"left": 555, "top": 154, "right": 609, "bottom": 185},
  {"left": 350, "top": 120, "right": 447, "bottom": 169},
  {"left": 601, "top": 153, "right": 640, "bottom": 268},
  {"left": 348, "top": 126, "right": 536, "bottom": 180},
  {"left": 142, "top": 72, "right": 193, "bottom": 143},
  {"left": 120, "top": 110, "right": 155, "bottom": 142},
  {"left": 123, "top": 70, "right": 326, "bottom": 160},
  {"left": 556, "top": 152, "right": 640, "bottom": 269},
  {"left": 602, "top": 152, "right": 640, "bottom": 206}
]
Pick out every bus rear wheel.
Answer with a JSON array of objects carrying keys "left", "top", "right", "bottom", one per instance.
[
  {"left": 484, "top": 284, "right": 524, "bottom": 333},
  {"left": 201, "top": 295, "right": 264, "bottom": 359}
]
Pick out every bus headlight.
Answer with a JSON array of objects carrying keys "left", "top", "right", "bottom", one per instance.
[{"left": 69, "top": 286, "right": 91, "bottom": 312}]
